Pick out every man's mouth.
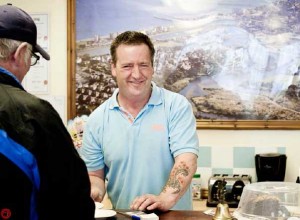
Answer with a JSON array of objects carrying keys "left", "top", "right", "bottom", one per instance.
[{"left": 129, "top": 80, "right": 144, "bottom": 85}]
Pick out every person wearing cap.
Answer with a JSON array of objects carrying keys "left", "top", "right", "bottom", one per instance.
[{"left": 0, "top": 4, "right": 95, "bottom": 220}]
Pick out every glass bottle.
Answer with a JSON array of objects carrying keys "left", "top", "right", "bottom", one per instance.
[{"left": 192, "top": 174, "right": 201, "bottom": 200}]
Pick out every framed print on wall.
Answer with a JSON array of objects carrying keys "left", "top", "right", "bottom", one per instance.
[{"left": 67, "top": 0, "right": 300, "bottom": 129}]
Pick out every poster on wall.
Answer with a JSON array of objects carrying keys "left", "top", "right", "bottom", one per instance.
[
  {"left": 73, "top": 0, "right": 300, "bottom": 128},
  {"left": 23, "top": 14, "right": 49, "bottom": 94}
]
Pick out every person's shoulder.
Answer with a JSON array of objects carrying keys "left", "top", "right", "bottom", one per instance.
[
  {"left": 2, "top": 89, "right": 63, "bottom": 127},
  {"left": 25, "top": 95, "right": 64, "bottom": 122},
  {"left": 8, "top": 88, "right": 53, "bottom": 111},
  {"left": 159, "top": 86, "right": 188, "bottom": 104},
  {"left": 27, "top": 94, "right": 57, "bottom": 113},
  {"left": 90, "top": 97, "right": 112, "bottom": 115},
  {"left": 86, "top": 97, "right": 113, "bottom": 123}
]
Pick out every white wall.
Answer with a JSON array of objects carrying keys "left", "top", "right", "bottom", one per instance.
[
  {"left": 1, "top": 0, "right": 68, "bottom": 121},
  {"left": 3, "top": 0, "right": 300, "bottom": 185},
  {"left": 198, "top": 130, "right": 300, "bottom": 183}
]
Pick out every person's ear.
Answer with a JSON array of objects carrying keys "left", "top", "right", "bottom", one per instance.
[
  {"left": 111, "top": 62, "right": 117, "bottom": 77},
  {"left": 13, "top": 42, "right": 28, "bottom": 66}
]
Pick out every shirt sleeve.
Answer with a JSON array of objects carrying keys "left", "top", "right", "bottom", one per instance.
[
  {"left": 81, "top": 109, "right": 105, "bottom": 171},
  {"left": 167, "top": 93, "right": 199, "bottom": 158}
]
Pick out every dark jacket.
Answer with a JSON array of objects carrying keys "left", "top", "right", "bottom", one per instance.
[{"left": 0, "top": 68, "right": 95, "bottom": 220}]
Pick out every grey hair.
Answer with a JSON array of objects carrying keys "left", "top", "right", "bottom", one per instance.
[{"left": 0, "top": 38, "right": 32, "bottom": 63}]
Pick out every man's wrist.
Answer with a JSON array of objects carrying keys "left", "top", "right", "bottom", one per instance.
[{"left": 89, "top": 173, "right": 100, "bottom": 178}]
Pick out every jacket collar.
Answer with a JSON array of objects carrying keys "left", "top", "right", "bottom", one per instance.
[{"left": 0, "top": 67, "right": 25, "bottom": 90}]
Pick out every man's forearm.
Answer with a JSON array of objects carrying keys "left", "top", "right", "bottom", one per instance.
[
  {"left": 89, "top": 170, "right": 106, "bottom": 201},
  {"left": 160, "top": 153, "right": 197, "bottom": 204},
  {"left": 129, "top": 153, "right": 197, "bottom": 212}
]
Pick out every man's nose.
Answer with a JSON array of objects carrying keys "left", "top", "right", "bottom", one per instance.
[{"left": 132, "top": 66, "right": 141, "bottom": 77}]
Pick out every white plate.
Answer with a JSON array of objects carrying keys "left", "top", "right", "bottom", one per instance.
[
  {"left": 95, "top": 202, "right": 104, "bottom": 209},
  {"left": 94, "top": 209, "right": 116, "bottom": 218}
]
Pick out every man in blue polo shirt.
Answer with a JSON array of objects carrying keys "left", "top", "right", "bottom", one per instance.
[{"left": 81, "top": 31, "right": 199, "bottom": 212}]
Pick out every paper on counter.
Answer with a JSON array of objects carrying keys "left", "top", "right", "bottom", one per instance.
[{"left": 125, "top": 211, "right": 159, "bottom": 220}]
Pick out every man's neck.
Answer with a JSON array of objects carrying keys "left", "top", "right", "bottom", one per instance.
[{"left": 117, "top": 91, "right": 151, "bottom": 118}]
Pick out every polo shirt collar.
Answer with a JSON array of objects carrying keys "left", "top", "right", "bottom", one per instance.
[
  {"left": 109, "top": 81, "right": 162, "bottom": 110},
  {"left": 110, "top": 89, "right": 119, "bottom": 109},
  {"left": 148, "top": 82, "right": 162, "bottom": 106}
]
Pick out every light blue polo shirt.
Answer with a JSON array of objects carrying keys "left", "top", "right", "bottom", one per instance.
[{"left": 81, "top": 82, "right": 199, "bottom": 210}]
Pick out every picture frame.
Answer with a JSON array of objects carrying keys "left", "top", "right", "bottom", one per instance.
[{"left": 67, "top": 0, "right": 300, "bottom": 129}]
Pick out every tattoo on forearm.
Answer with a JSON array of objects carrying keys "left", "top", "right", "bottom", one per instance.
[{"left": 163, "top": 161, "right": 189, "bottom": 194}]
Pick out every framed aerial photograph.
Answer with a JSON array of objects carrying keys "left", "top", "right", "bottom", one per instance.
[{"left": 67, "top": 0, "right": 300, "bottom": 129}]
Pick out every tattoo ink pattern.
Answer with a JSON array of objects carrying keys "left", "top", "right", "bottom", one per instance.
[{"left": 163, "top": 161, "right": 189, "bottom": 194}]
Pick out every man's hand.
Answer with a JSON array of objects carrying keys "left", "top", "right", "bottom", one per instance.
[
  {"left": 130, "top": 193, "right": 176, "bottom": 212},
  {"left": 90, "top": 183, "right": 104, "bottom": 202}
]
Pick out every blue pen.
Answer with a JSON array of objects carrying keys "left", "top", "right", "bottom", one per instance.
[
  {"left": 131, "top": 215, "right": 141, "bottom": 220},
  {"left": 117, "top": 211, "right": 141, "bottom": 219}
]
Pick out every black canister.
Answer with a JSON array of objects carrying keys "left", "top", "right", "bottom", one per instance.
[{"left": 255, "top": 153, "right": 287, "bottom": 182}]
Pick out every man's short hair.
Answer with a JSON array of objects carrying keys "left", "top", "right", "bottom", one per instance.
[{"left": 110, "top": 31, "right": 155, "bottom": 66}]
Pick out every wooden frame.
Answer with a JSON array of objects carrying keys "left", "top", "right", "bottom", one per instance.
[
  {"left": 67, "top": 0, "right": 300, "bottom": 129},
  {"left": 67, "top": 0, "right": 76, "bottom": 121}
]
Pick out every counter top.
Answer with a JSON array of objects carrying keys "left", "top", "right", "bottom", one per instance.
[
  {"left": 102, "top": 196, "right": 235, "bottom": 211},
  {"left": 103, "top": 196, "right": 211, "bottom": 211},
  {"left": 193, "top": 199, "right": 208, "bottom": 211},
  {"left": 101, "top": 196, "right": 235, "bottom": 219},
  {"left": 97, "top": 210, "right": 213, "bottom": 220}
]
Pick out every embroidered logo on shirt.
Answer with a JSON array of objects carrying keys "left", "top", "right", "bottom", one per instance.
[{"left": 151, "top": 124, "right": 165, "bottom": 131}]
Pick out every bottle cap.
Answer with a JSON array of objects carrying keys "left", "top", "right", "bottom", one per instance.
[{"left": 193, "top": 174, "right": 201, "bottom": 178}]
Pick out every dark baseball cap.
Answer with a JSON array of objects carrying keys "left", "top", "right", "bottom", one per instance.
[{"left": 0, "top": 3, "right": 50, "bottom": 60}]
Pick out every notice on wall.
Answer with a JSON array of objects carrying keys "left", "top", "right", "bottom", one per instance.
[{"left": 22, "top": 14, "right": 49, "bottom": 94}]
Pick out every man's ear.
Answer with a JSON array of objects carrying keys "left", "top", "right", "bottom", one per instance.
[
  {"left": 13, "top": 42, "right": 28, "bottom": 65},
  {"left": 111, "top": 63, "right": 117, "bottom": 77}
]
